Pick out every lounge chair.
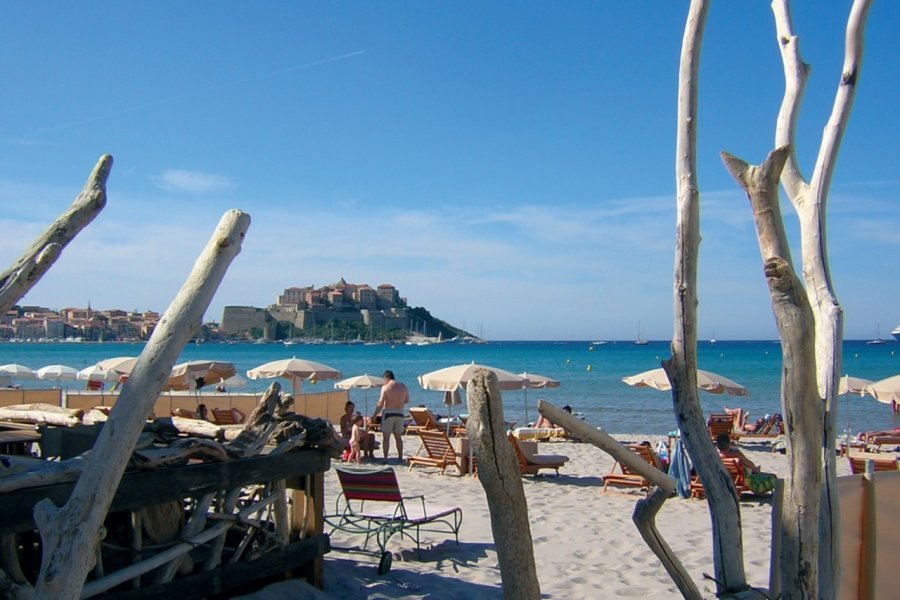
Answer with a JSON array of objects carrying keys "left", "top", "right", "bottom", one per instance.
[
  {"left": 734, "top": 413, "right": 784, "bottom": 439},
  {"left": 689, "top": 457, "right": 749, "bottom": 500},
  {"left": 847, "top": 455, "right": 899, "bottom": 474},
  {"left": 211, "top": 407, "right": 245, "bottom": 425},
  {"left": 706, "top": 413, "right": 735, "bottom": 441},
  {"left": 508, "top": 434, "right": 568, "bottom": 476},
  {"left": 602, "top": 444, "right": 663, "bottom": 495},
  {"left": 325, "top": 465, "right": 463, "bottom": 574},
  {"left": 408, "top": 429, "right": 465, "bottom": 475},
  {"left": 512, "top": 426, "right": 567, "bottom": 441},
  {"left": 407, "top": 407, "right": 466, "bottom": 437}
]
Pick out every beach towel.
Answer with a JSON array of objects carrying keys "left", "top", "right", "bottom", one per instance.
[{"left": 667, "top": 437, "right": 692, "bottom": 498}]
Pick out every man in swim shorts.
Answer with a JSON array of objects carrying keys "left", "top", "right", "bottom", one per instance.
[{"left": 374, "top": 369, "right": 409, "bottom": 461}]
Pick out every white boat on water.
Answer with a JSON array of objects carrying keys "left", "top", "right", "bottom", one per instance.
[
  {"left": 867, "top": 324, "right": 888, "bottom": 345},
  {"left": 892, "top": 325, "right": 900, "bottom": 342},
  {"left": 634, "top": 321, "right": 648, "bottom": 346}
]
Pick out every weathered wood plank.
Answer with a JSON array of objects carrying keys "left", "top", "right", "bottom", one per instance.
[
  {"left": 0, "top": 449, "right": 331, "bottom": 534},
  {"left": 97, "top": 535, "right": 330, "bottom": 599}
]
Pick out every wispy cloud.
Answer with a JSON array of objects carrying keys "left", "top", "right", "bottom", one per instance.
[{"left": 154, "top": 170, "right": 236, "bottom": 195}]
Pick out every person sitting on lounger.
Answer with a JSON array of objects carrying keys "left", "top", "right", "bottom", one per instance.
[
  {"left": 716, "top": 433, "right": 775, "bottom": 494},
  {"left": 534, "top": 404, "right": 572, "bottom": 429}
]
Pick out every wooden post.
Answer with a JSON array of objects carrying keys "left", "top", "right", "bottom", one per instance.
[
  {"left": 290, "top": 473, "right": 324, "bottom": 589},
  {"left": 33, "top": 209, "right": 251, "bottom": 599},
  {"left": 468, "top": 369, "right": 540, "bottom": 600}
]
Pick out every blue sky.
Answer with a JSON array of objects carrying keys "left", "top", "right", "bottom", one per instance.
[{"left": 1, "top": 2, "right": 897, "bottom": 341}]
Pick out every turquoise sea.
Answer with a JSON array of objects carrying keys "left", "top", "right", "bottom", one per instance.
[{"left": 1, "top": 340, "right": 897, "bottom": 436}]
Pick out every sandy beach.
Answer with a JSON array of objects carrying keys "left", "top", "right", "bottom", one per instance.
[{"left": 241, "top": 433, "right": 857, "bottom": 600}]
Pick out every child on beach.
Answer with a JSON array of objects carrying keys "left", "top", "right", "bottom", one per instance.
[{"left": 347, "top": 413, "right": 365, "bottom": 464}]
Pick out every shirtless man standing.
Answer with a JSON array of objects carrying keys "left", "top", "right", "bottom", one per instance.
[{"left": 373, "top": 370, "right": 409, "bottom": 461}]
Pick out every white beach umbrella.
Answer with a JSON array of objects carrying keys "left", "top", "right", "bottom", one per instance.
[
  {"left": 862, "top": 374, "right": 900, "bottom": 404},
  {"left": 95, "top": 356, "right": 138, "bottom": 376},
  {"left": 622, "top": 368, "right": 748, "bottom": 396},
  {"left": 838, "top": 375, "right": 872, "bottom": 395},
  {"left": 165, "top": 360, "right": 236, "bottom": 391},
  {"left": 334, "top": 374, "right": 385, "bottom": 414},
  {"left": 77, "top": 364, "right": 120, "bottom": 382},
  {"left": 36, "top": 364, "right": 79, "bottom": 384},
  {"left": 247, "top": 357, "right": 342, "bottom": 395},
  {"left": 0, "top": 363, "right": 36, "bottom": 382},
  {"left": 519, "top": 371, "right": 561, "bottom": 424},
  {"left": 838, "top": 375, "right": 873, "bottom": 433},
  {"left": 222, "top": 374, "right": 248, "bottom": 389},
  {"left": 418, "top": 362, "right": 526, "bottom": 393}
]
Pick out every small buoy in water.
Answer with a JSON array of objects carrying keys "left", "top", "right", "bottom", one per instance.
[
  {"left": 566, "top": 359, "right": 572, "bottom": 364},
  {"left": 586, "top": 364, "right": 592, "bottom": 371},
  {"left": 589, "top": 346, "right": 594, "bottom": 351}
]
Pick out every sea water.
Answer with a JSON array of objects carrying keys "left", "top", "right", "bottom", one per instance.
[{"left": 1, "top": 340, "right": 897, "bottom": 436}]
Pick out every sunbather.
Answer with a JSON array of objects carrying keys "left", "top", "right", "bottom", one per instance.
[{"left": 716, "top": 433, "right": 775, "bottom": 494}]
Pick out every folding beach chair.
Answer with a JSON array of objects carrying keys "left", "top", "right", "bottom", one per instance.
[
  {"left": 325, "top": 465, "right": 463, "bottom": 574},
  {"left": 602, "top": 444, "right": 663, "bottom": 496},
  {"left": 408, "top": 429, "right": 465, "bottom": 475}
]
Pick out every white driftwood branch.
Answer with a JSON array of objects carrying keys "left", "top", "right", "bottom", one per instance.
[
  {"left": 468, "top": 370, "right": 541, "bottom": 600},
  {"left": 0, "top": 405, "right": 83, "bottom": 428},
  {"left": 538, "top": 401, "right": 705, "bottom": 598},
  {"left": 722, "top": 147, "right": 822, "bottom": 599},
  {"left": 0, "top": 155, "right": 112, "bottom": 315},
  {"left": 539, "top": 401, "right": 676, "bottom": 493},
  {"left": 771, "top": 5, "right": 872, "bottom": 594},
  {"left": 0, "top": 456, "right": 86, "bottom": 494},
  {"left": 33, "top": 209, "right": 251, "bottom": 600},
  {"left": 672, "top": 1, "right": 749, "bottom": 595}
]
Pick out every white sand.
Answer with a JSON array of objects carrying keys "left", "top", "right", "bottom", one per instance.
[{"left": 242, "top": 434, "right": 855, "bottom": 600}]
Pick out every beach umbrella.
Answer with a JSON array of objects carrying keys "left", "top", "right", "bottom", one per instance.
[
  {"left": 222, "top": 374, "right": 248, "bottom": 389},
  {"left": 621, "top": 368, "right": 748, "bottom": 396},
  {"left": 95, "top": 356, "right": 138, "bottom": 376},
  {"left": 862, "top": 374, "right": 900, "bottom": 404},
  {"left": 247, "top": 357, "right": 342, "bottom": 395},
  {"left": 35, "top": 364, "right": 79, "bottom": 385},
  {"left": 165, "top": 360, "right": 236, "bottom": 391},
  {"left": 0, "top": 363, "right": 36, "bottom": 383},
  {"left": 77, "top": 364, "right": 120, "bottom": 382},
  {"left": 334, "top": 374, "right": 385, "bottom": 414},
  {"left": 418, "top": 362, "right": 526, "bottom": 393},
  {"left": 838, "top": 375, "right": 873, "bottom": 433},
  {"left": 518, "top": 371, "right": 561, "bottom": 424},
  {"left": 838, "top": 375, "right": 872, "bottom": 395}
]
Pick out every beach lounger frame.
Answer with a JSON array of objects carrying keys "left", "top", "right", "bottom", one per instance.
[
  {"left": 602, "top": 444, "right": 662, "bottom": 496},
  {"left": 408, "top": 429, "right": 465, "bottom": 475},
  {"left": 508, "top": 434, "right": 568, "bottom": 476},
  {"left": 689, "top": 457, "right": 750, "bottom": 500},
  {"left": 325, "top": 465, "right": 463, "bottom": 574}
]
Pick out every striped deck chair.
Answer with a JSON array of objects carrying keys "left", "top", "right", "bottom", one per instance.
[{"left": 324, "top": 466, "right": 463, "bottom": 574}]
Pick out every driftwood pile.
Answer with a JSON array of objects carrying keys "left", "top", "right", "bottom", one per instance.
[{"left": 0, "top": 382, "right": 342, "bottom": 599}]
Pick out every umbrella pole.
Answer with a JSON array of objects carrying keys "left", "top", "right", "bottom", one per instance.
[{"left": 524, "top": 387, "right": 528, "bottom": 424}]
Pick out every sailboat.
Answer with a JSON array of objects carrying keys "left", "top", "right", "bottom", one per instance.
[
  {"left": 633, "top": 321, "right": 649, "bottom": 345},
  {"left": 867, "top": 324, "right": 887, "bottom": 345}
]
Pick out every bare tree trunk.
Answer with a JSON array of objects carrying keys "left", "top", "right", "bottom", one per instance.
[
  {"left": 771, "top": 2, "right": 872, "bottom": 595},
  {"left": 672, "top": 1, "right": 748, "bottom": 595},
  {"left": 467, "top": 369, "right": 540, "bottom": 600},
  {"left": 33, "top": 209, "right": 251, "bottom": 599},
  {"left": 722, "top": 148, "right": 822, "bottom": 599},
  {"left": 0, "top": 155, "right": 111, "bottom": 315}
]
